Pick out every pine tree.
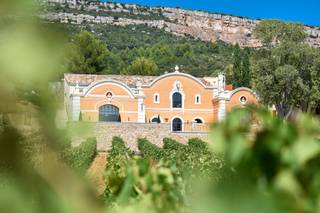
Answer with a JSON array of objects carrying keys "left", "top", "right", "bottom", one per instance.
[
  {"left": 232, "top": 44, "right": 242, "bottom": 88},
  {"left": 241, "top": 47, "right": 251, "bottom": 88}
]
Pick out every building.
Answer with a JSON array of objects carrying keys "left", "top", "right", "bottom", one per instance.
[{"left": 64, "top": 67, "right": 258, "bottom": 132}]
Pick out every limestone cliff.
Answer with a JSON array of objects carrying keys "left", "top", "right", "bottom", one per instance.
[{"left": 42, "top": 1, "right": 320, "bottom": 47}]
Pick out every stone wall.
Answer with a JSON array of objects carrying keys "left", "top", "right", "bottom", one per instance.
[
  {"left": 71, "top": 122, "right": 209, "bottom": 152},
  {"left": 42, "top": 1, "right": 320, "bottom": 47}
]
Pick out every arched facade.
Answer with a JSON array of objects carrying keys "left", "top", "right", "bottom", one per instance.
[
  {"left": 226, "top": 88, "right": 258, "bottom": 111},
  {"left": 142, "top": 73, "right": 215, "bottom": 124},
  {"left": 64, "top": 71, "right": 258, "bottom": 127},
  {"left": 79, "top": 80, "right": 139, "bottom": 122}
]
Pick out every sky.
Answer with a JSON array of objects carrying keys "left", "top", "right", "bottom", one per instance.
[{"left": 102, "top": 0, "right": 320, "bottom": 26}]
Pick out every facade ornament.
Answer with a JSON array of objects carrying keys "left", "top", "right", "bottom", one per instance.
[
  {"left": 175, "top": 65, "right": 180, "bottom": 72},
  {"left": 173, "top": 80, "right": 182, "bottom": 92},
  {"left": 106, "top": 91, "right": 113, "bottom": 103}
]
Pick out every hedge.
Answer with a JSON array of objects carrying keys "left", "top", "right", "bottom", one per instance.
[
  {"left": 163, "top": 138, "right": 186, "bottom": 151},
  {"left": 107, "top": 136, "right": 134, "bottom": 163},
  {"left": 187, "top": 138, "right": 209, "bottom": 152},
  {"left": 63, "top": 137, "right": 97, "bottom": 174},
  {"left": 137, "top": 138, "right": 164, "bottom": 161}
]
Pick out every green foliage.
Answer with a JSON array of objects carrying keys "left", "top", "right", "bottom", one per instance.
[
  {"left": 104, "top": 137, "right": 185, "bottom": 211},
  {"left": 138, "top": 137, "right": 223, "bottom": 182},
  {"left": 57, "top": 23, "right": 247, "bottom": 81},
  {"left": 105, "top": 136, "right": 224, "bottom": 211},
  {"left": 252, "top": 20, "right": 320, "bottom": 118},
  {"left": 63, "top": 137, "right": 97, "bottom": 174},
  {"left": 188, "top": 137, "right": 209, "bottom": 152},
  {"left": 108, "top": 136, "right": 134, "bottom": 158},
  {"left": 232, "top": 44, "right": 252, "bottom": 88},
  {"left": 104, "top": 137, "right": 134, "bottom": 204},
  {"left": 253, "top": 20, "right": 307, "bottom": 47},
  {"left": 162, "top": 138, "right": 188, "bottom": 169},
  {"left": 210, "top": 106, "right": 320, "bottom": 212},
  {"left": 65, "top": 31, "right": 111, "bottom": 74},
  {"left": 310, "top": 51, "right": 320, "bottom": 109},
  {"left": 137, "top": 138, "right": 164, "bottom": 161},
  {"left": 124, "top": 57, "right": 158, "bottom": 75}
]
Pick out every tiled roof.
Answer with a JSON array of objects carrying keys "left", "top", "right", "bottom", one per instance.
[{"left": 64, "top": 73, "right": 214, "bottom": 88}]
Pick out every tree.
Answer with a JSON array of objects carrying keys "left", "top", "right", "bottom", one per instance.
[
  {"left": 253, "top": 63, "right": 307, "bottom": 118},
  {"left": 124, "top": 57, "right": 158, "bottom": 76},
  {"left": 231, "top": 44, "right": 252, "bottom": 88},
  {"left": 66, "top": 31, "right": 111, "bottom": 74},
  {"left": 224, "top": 64, "right": 233, "bottom": 85},
  {"left": 241, "top": 47, "right": 251, "bottom": 87},
  {"left": 232, "top": 44, "right": 242, "bottom": 88},
  {"left": 253, "top": 20, "right": 306, "bottom": 48},
  {"left": 252, "top": 20, "right": 319, "bottom": 118},
  {"left": 309, "top": 50, "right": 320, "bottom": 112}
]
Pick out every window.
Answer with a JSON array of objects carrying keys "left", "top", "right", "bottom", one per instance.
[
  {"left": 172, "top": 118, "right": 183, "bottom": 132},
  {"left": 195, "top": 95, "right": 201, "bottom": 104},
  {"left": 151, "top": 116, "right": 161, "bottom": 123},
  {"left": 194, "top": 118, "right": 203, "bottom": 124},
  {"left": 154, "top": 93, "right": 160, "bottom": 103},
  {"left": 172, "top": 92, "right": 182, "bottom": 108},
  {"left": 239, "top": 96, "right": 247, "bottom": 105},
  {"left": 99, "top": 104, "right": 121, "bottom": 122}
]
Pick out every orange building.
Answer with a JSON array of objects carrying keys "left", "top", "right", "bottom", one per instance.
[{"left": 64, "top": 67, "right": 258, "bottom": 131}]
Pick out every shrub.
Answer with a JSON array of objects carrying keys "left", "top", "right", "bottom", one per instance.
[
  {"left": 162, "top": 138, "right": 189, "bottom": 169},
  {"left": 163, "top": 137, "right": 186, "bottom": 151},
  {"left": 137, "top": 138, "right": 164, "bottom": 161},
  {"left": 186, "top": 138, "right": 224, "bottom": 179},
  {"left": 108, "top": 136, "right": 133, "bottom": 159},
  {"left": 187, "top": 137, "right": 209, "bottom": 152},
  {"left": 63, "top": 137, "right": 97, "bottom": 174},
  {"left": 104, "top": 137, "right": 133, "bottom": 203}
]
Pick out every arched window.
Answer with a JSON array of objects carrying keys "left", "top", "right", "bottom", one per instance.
[
  {"left": 172, "top": 92, "right": 182, "bottom": 108},
  {"left": 172, "top": 117, "right": 183, "bottom": 132},
  {"left": 99, "top": 104, "right": 120, "bottom": 122},
  {"left": 194, "top": 118, "right": 203, "bottom": 124},
  {"left": 151, "top": 116, "right": 161, "bottom": 123}
]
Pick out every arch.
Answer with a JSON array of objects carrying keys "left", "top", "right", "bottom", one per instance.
[
  {"left": 99, "top": 104, "right": 121, "bottom": 122},
  {"left": 229, "top": 87, "right": 257, "bottom": 99},
  {"left": 172, "top": 92, "right": 182, "bottom": 108},
  {"left": 171, "top": 116, "right": 184, "bottom": 132},
  {"left": 84, "top": 79, "right": 136, "bottom": 98},
  {"left": 150, "top": 115, "right": 162, "bottom": 123},
  {"left": 193, "top": 117, "right": 204, "bottom": 124},
  {"left": 95, "top": 99, "right": 123, "bottom": 111},
  {"left": 146, "top": 72, "right": 211, "bottom": 89}
]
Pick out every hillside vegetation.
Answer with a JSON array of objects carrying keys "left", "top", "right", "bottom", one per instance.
[{"left": 56, "top": 22, "right": 253, "bottom": 87}]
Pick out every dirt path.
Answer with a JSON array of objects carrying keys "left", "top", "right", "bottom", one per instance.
[{"left": 86, "top": 152, "right": 107, "bottom": 195}]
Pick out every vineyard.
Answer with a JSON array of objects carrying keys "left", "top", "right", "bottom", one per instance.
[{"left": 103, "top": 137, "right": 224, "bottom": 211}]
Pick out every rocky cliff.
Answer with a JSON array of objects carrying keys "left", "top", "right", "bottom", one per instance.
[{"left": 42, "top": 1, "right": 320, "bottom": 47}]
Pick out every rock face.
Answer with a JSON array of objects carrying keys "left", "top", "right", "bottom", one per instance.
[{"left": 42, "top": 1, "right": 320, "bottom": 47}]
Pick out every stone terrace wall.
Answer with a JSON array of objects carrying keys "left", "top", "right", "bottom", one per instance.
[{"left": 72, "top": 122, "right": 209, "bottom": 152}]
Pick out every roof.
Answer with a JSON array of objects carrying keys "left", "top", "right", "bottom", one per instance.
[
  {"left": 64, "top": 74, "right": 156, "bottom": 88},
  {"left": 64, "top": 73, "right": 215, "bottom": 88}
]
